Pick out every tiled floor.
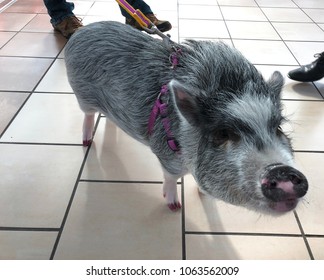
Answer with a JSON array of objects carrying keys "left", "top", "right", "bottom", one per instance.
[{"left": 0, "top": 0, "right": 323, "bottom": 260}]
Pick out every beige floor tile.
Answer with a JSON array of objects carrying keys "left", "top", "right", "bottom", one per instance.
[
  {"left": 184, "top": 175, "right": 301, "bottom": 234},
  {"left": 179, "top": 19, "right": 229, "bottom": 39},
  {"left": 233, "top": 40, "right": 298, "bottom": 65},
  {"left": 0, "top": 32, "right": 66, "bottom": 57},
  {"left": 282, "top": 100, "right": 324, "bottom": 151},
  {"left": 179, "top": 5, "right": 222, "bottom": 20},
  {"left": 1, "top": 93, "right": 84, "bottom": 144},
  {"left": 0, "top": 231, "right": 57, "bottom": 260},
  {"left": 218, "top": 0, "right": 257, "bottom": 6},
  {"left": 220, "top": 6, "right": 268, "bottom": 21},
  {"left": 186, "top": 234, "right": 310, "bottom": 259},
  {"left": 307, "top": 238, "right": 324, "bottom": 260},
  {"left": 0, "top": 31, "right": 15, "bottom": 48},
  {"left": 72, "top": 1, "right": 94, "bottom": 15},
  {"left": 0, "top": 91, "right": 29, "bottom": 135},
  {"left": 286, "top": 41, "right": 324, "bottom": 65},
  {"left": 4, "top": 0, "right": 44, "bottom": 13},
  {"left": 178, "top": 0, "right": 217, "bottom": 4},
  {"left": 256, "top": 0, "right": 297, "bottom": 7},
  {"left": 261, "top": 7, "right": 312, "bottom": 22},
  {"left": 0, "top": 144, "right": 85, "bottom": 228},
  {"left": 54, "top": 182, "right": 182, "bottom": 259},
  {"left": 255, "top": 65, "right": 323, "bottom": 100},
  {"left": 82, "top": 119, "right": 163, "bottom": 181},
  {"left": 273, "top": 22, "right": 324, "bottom": 42},
  {"left": 87, "top": 1, "right": 122, "bottom": 18},
  {"left": 0, "top": 12, "right": 35, "bottom": 31},
  {"left": 35, "top": 59, "right": 72, "bottom": 93},
  {"left": 0, "top": 57, "right": 53, "bottom": 91},
  {"left": 293, "top": 0, "right": 324, "bottom": 9},
  {"left": 294, "top": 153, "right": 324, "bottom": 235},
  {"left": 21, "top": 14, "right": 54, "bottom": 33},
  {"left": 149, "top": 0, "right": 178, "bottom": 11},
  {"left": 227, "top": 21, "right": 280, "bottom": 40}
]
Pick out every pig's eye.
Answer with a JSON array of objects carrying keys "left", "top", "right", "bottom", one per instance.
[{"left": 213, "top": 129, "right": 239, "bottom": 146}]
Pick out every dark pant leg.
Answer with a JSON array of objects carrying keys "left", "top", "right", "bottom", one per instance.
[
  {"left": 43, "top": 0, "right": 75, "bottom": 25},
  {"left": 119, "top": 0, "right": 153, "bottom": 18}
]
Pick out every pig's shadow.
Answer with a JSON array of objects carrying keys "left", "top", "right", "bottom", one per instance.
[
  {"left": 184, "top": 185, "right": 239, "bottom": 260},
  {"left": 79, "top": 118, "right": 239, "bottom": 259},
  {"left": 86, "top": 117, "right": 163, "bottom": 182}
]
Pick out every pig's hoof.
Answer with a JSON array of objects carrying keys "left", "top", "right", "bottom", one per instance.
[
  {"left": 83, "top": 139, "right": 92, "bottom": 146},
  {"left": 168, "top": 202, "right": 182, "bottom": 211}
]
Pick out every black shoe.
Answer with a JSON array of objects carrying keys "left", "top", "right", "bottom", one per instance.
[{"left": 288, "top": 52, "right": 324, "bottom": 82}]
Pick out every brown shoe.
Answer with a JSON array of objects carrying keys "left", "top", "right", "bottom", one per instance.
[
  {"left": 126, "top": 13, "right": 172, "bottom": 33},
  {"left": 53, "top": 16, "right": 83, "bottom": 38}
]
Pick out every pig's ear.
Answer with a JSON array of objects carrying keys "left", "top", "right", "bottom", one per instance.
[
  {"left": 267, "top": 71, "right": 284, "bottom": 95},
  {"left": 169, "top": 79, "right": 200, "bottom": 126}
]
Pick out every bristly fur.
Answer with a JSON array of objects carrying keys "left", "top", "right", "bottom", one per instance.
[{"left": 65, "top": 21, "right": 307, "bottom": 213}]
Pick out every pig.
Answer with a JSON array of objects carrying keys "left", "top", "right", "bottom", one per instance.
[{"left": 65, "top": 21, "right": 308, "bottom": 214}]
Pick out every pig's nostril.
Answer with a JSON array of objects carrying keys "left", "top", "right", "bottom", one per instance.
[
  {"left": 269, "top": 180, "right": 277, "bottom": 189},
  {"left": 289, "top": 174, "right": 302, "bottom": 185}
]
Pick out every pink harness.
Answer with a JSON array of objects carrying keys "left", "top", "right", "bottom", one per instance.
[{"left": 147, "top": 48, "right": 182, "bottom": 153}]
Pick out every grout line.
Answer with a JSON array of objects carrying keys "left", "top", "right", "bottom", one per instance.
[
  {"left": 216, "top": 0, "right": 233, "bottom": 47},
  {"left": 79, "top": 179, "right": 165, "bottom": 185},
  {"left": 0, "top": 92, "right": 32, "bottom": 139},
  {"left": 282, "top": 98, "right": 324, "bottom": 102},
  {"left": 293, "top": 210, "right": 315, "bottom": 260},
  {"left": 293, "top": 150, "right": 324, "bottom": 154},
  {"left": 186, "top": 231, "right": 305, "bottom": 237},
  {"left": 180, "top": 176, "right": 186, "bottom": 260},
  {"left": 0, "top": 142, "right": 84, "bottom": 146},
  {"left": 32, "top": 91, "right": 74, "bottom": 95},
  {"left": 177, "top": 0, "right": 186, "bottom": 260},
  {"left": 49, "top": 114, "right": 101, "bottom": 260},
  {"left": 176, "top": 0, "right": 180, "bottom": 43},
  {"left": 305, "top": 234, "right": 324, "bottom": 238},
  {"left": 0, "top": 227, "right": 59, "bottom": 232}
]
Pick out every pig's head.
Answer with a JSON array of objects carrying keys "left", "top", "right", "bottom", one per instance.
[{"left": 169, "top": 71, "right": 308, "bottom": 214}]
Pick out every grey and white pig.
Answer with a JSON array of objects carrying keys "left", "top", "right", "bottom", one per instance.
[{"left": 65, "top": 21, "right": 308, "bottom": 214}]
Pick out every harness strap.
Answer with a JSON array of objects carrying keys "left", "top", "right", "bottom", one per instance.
[
  {"left": 147, "top": 49, "right": 182, "bottom": 153},
  {"left": 148, "top": 85, "right": 180, "bottom": 152}
]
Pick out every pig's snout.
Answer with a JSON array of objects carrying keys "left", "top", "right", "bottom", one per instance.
[{"left": 261, "top": 164, "right": 308, "bottom": 212}]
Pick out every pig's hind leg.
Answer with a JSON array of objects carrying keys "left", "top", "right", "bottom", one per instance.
[
  {"left": 162, "top": 168, "right": 182, "bottom": 211},
  {"left": 82, "top": 113, "right": 95, "bottom": 146}
]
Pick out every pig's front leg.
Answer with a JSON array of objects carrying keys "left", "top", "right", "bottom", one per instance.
[
  {"left": 83, "top": 113, "right": 95, "bottom": 146},
  {"left": 162, "top": 168, "right": 181, "bottom": 211}
]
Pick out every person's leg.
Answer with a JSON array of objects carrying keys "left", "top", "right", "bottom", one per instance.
[
  {"left": 43, "top": 0, "right": 82, "bottom": 38},
  {"left": 288, "top": 52, "right": 324, "bottom": 82},
  {"left": 43, "top": 0, "right": 75, "bottom": 25},
  {"left": 120, "top": 0, "right": 152, "bottom": 18},
  {"left": 118, "top": 0, "right": 172, "bottom": 33}
]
